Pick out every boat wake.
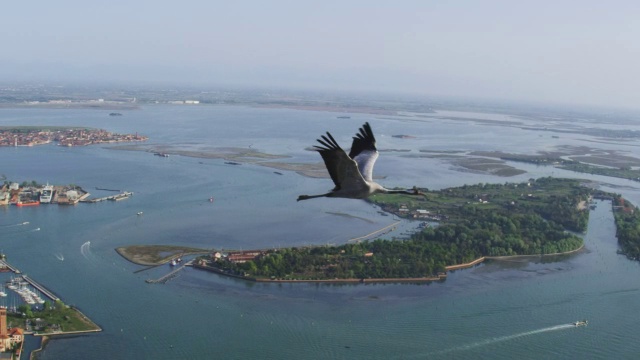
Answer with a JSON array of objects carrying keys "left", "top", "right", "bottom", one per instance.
[
  {"left": 54, "top": 253, "right": 64, "bottom": 261},
  {"left": 431, "top": 324, "right": 575, "bottom": 355},
  {"left": 80, "top": 241, "right": 94, "bottom": 262},
  {"left": 0, "top": 221, "right": 29, "bottom": 227}
]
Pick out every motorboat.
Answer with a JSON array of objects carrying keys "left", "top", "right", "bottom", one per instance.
[
  {"left": 573, "top": 320, "right": 588, "bottom": 327},
  {"left": 40, "top": 184, "right": 54, "bottom": 203}
]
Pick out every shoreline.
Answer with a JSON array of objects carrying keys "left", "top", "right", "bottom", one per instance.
[
  {"left": 29, "top": 336, "right": 48, "bottom": 360},
  {"left": 191, "top": 243, "right": 585, "bottom": 284}
]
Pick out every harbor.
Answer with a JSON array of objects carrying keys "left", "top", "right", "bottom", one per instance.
[
  {"left": 0, "top": 253, "right": 101, "bottom": 349},
  {"left": 21, "top": 275, "right": 59, "bottom": 302},
  {"left": 0, "top": 257, "right": 59, "bottom": 302},
  {"left": 1, "top": 182, "right": 133, "bottom": 206}
]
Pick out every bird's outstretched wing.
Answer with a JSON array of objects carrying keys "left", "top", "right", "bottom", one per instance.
[
  {"left": 348, "top": 122, "right": 379, "bottom": 182},
  {"left": 314, "top": 132, "right": 367, "bottom": 191}
]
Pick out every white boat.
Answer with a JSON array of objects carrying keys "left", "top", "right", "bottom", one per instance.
[
  {"left": 40, "top": 184, "right": 54, "bottom": 203},
  {"left": 6, "top": 277, "right": 18, "bottom": 290},
  {"left": 0, "top": 285, "right": 6, "bottom": 297},
  {"left": 573, "top": 320, "right": 588, "bottom": 327}
]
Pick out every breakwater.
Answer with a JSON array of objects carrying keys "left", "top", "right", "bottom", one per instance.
[
  {"left": 84, "top": 191, "right": 133, "bottom": 203},
  {"left": 21, "top": 275, "right": 60, "bottom": 301},
  {"left": 145, "top": 261, "right": 190, "bottom": 284},
  {"left": 0, "top": 259, "right": 21, "bottom": 274}
]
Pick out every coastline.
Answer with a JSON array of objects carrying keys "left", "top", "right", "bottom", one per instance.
[
  {"left": 191, "top": 243, "right": 585, "bottom": 285},
  {"left": 29, "top": 336, "right": 48, "bottom": 360},
  {"left": 485, "top": 243, "right": 586, "bottom": 262}
]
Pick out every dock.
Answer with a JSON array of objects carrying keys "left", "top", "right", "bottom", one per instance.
[
  {"left": 84, "top": 191, "right": 133, "bottom": 203},
  {"left": 145, "top": 261, "right": 190, "bottom": 284},
  {"left": 21, "top": 275, "right": 60, "bottom": 301},
  {"left": 0, "top": 259, "right": 21, "bottom": 274}
]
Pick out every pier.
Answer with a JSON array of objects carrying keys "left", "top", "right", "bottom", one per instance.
[
  {"left": 21, "top": 275, "right": 60, "bottom": 301},
  {"left": 145, "top": 261, "right": 190, "bottom": 284},
  {"left": 84, "top": 191, "right": 133, "bottom": 203},
  {"left": 0, "top": 259, "right": 21, "bottom": 274}
]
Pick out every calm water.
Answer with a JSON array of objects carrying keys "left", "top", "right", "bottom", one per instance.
[{"left": 1, "top": 104, "right": 640, "bottom": 359}]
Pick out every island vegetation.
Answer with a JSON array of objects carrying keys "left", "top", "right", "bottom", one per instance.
[
  {"left": 196, "top": 177, "right": 591, "bottom": 281},
  {"left": 613, "top": 196, "right": 640, "bottom": 261},
  {"left": 7, "top": 300, "right": 101, "bottom": 335}
]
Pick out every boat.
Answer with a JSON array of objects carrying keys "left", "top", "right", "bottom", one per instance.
[
  {"left": 40, "top": 184, "right": 54, "bottom": 203},
  {"left": 137, "top": 211, "right": 143, "bottom": 216},
  {"left": 6, "top": 278, "right": 18, "bottom": 290},
  {"left": 209, "top": 197, "right": 214, "bottom": 203},
  {"left": 15, "top": 200, "right": 40, "bottom": 207},
  {"left": 170, "top": 259, "right": 177, "bottom": 266},
  {"left": 573, "top": 320, "right": 588, "bottom": 327}
]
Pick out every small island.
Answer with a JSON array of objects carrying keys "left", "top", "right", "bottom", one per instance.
[
  {"left": 191, "top": 178, "right": 589, "bottom": 282},
  {"left": 119, "top": 177, "right": 640, "bottom": 284}
]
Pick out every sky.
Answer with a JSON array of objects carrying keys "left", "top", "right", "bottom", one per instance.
[{"left": 2, "top": 1, "right": 639, "bottom": 109}]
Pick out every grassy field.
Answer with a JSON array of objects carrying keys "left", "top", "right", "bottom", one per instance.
[
  {"left": 116, "top": 245, "right": 210, "bottom": 266},
  {"left": 7, "top": 301, "right": 101, "bottom": 334}
]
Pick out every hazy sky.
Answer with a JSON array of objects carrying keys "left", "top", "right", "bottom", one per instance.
[{"left": 2, "top": 1, "right": 639, "bottom": 109}]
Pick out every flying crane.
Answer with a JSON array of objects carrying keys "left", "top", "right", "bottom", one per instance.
[{"left": 297, "top": 122, "right": 423, "bottom": 201}]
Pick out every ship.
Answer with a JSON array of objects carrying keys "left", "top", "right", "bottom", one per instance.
[
  {"left": 40, "top": 184, "right": 54, "bottom": 203},
  {"left": 15, "top": 200, "right": 40, "bottom": 207},
  {"left": 573, "top": 320, "right": 588, "bottom": 327}
]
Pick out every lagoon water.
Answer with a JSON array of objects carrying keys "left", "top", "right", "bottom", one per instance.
[{"left": 1, "top": 104, "right": 640, "bottom": 359}]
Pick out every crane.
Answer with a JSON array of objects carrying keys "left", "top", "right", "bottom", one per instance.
[{"left": 297, "top": 122, "right": 423, "bottom": 201}]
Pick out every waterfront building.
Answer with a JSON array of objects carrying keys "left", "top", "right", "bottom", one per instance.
[{"left": 0, "top": 308, "right": 23, "bottom": 354}]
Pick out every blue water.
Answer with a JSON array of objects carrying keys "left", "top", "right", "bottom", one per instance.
[{"left": 1, "top": 104, "right": 640, "bottom": 359}]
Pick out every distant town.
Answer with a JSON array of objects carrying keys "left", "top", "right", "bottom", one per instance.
[{"left": 0, "top": 127, "right": 147, "bottom": 147}]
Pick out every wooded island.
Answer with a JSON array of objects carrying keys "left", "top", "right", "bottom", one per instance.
[{"left": 197, "top": 177, "right": 602, "bottom": 281}]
